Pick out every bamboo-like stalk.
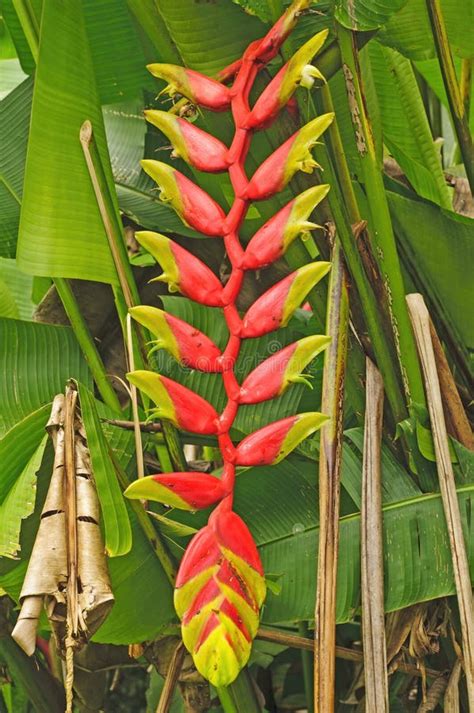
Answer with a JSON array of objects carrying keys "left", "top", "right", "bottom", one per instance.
[
  {"left": 428, "top": 318, "right": 474, "bottom": 449},
  {"left": 156, "top": 642, "right": 186, "bottom": 713},
  {"left": 126, "top": 314, "right": 145, "bottom": 480},
  {"left": 314, "top": 85, "right": 407, "bottom": 426},
  {"left": 54, "top": 278, "right": 121, "bottom": 412},
  {"left": 361, "top": 359, "right": 389, "bottom": 712},
  {"left": 314, "top": 240, "right": 349, "bottom": 713},
  {"left": 425, "top": 0, "right": 474, "bottom": 191},
  {"left": 407, "top": 293, "right": 474, "bottom": 709},
  {"left": 337, "top": 26, "right": 427, "bottom": 414}
]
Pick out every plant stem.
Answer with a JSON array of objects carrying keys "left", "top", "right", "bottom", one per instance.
[
  {"left": 314, "top": 85, "right": 407, "bottom": 425},
  {"left": 53, "top": 278, "right": 121, "bottom": 412},
  {"left": 156, "top": 642, "right": 186, "bottom": 713},
  {"left": 361, "top": 359, "right": 389, "bottom": 712},
  {"left": 298, "top": 621, "right": 314, "bottom": 713},
  {"left": 407, "top": 294, "right": 474, "bottom": 707},
  {"left": 11, "top": 0, "right": 39, "bottom": 62},
  {"left": 216, "top": 686, "right": 239, "bottom": 713},
  {"left": 337, "top": 26, "right": 427, "bottom": 414},
  {"left": 425, "top": 0, "right": 474, "bottom": 192},
  {"left": 314, "top": 240, "right": 349, "bottom": 713},
  {"left": 218, "top": 669, "right": 262, "bottom": 713}
]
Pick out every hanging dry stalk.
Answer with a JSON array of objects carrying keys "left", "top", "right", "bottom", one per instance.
[
  {"left": 361, "top": 358, "right": 389, "bottom": 712},
  {"left": 407, "top": 293, "right": 474, "bottom": 710},
  {"left": 12, "top": 385, "right": 114, "bottom": 711}
]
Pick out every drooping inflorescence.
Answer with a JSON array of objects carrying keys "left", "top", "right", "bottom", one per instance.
[{"left": 125, "top": 0, "right": 333, "bottom": 687}]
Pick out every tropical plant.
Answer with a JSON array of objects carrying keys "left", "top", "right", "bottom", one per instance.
[{"left": 0, "top": 0, "right": 472, "bottom": 711}]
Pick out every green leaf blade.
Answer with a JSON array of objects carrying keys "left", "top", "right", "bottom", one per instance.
[{"left": 78, "top": 384, "right": 132, "bottom": 558}]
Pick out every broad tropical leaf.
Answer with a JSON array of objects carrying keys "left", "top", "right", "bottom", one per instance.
[
  {"left": 16, "top": 0, "right": 119, "bottom": 283},
  {"left": 0, "top": 78, "right": 32, "bottom": 258},
  {"left": 0, "top": 435, "right": 47, "bottom": 559},
  {"left": 0, "top": 318, "right": 91, "bottom": 437}
]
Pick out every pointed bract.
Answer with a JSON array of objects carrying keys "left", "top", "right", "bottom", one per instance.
[
  {"left": 141, "top": 161, "right": 226, "bottom": 236},
  {"left": 127, "top": 370, "right": 218, "bottom": 434},
  {"left": 130, "top": 306, "right": 222, "bottom": 372},
  {"left": 240, "top": 335, "right": 330, "bottom": 404},
  {"left": 235, "top": 412, "right": 329, "bottom": 466},
  {"left": 245, "top": 114, "right": 334, "bottom": 200},
  {"left": 124, "top": 473, "right": 229, "bottom": 510},
  {"left": 241, "top": 261, "right": 331, "bottom": 337},
  {"left": 147, "top": 63, "right": 232, "bottom": 111},
  {"left": 242, "top": 185, "right": 330, "bottom": 269},
  {"left": 145, "top": 110, "right": 229, "bottom": 173},
  {"left": 247, "top": 30, "right": 328, "bottom": 129},
  {"left": 136, "top": 231, "right": 224, "bottom": 307}
]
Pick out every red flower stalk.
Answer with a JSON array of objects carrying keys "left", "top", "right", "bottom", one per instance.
[{"left": 127, "top": 0, "right": 332, "bottom": 687}]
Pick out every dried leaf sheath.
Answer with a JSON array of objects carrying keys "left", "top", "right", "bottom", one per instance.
[
  {"left": 12, "top": 393, "right": 114, "bottom": 657},
  {"left": 127, "top": 0, "right": 332, "bottom": 687}
]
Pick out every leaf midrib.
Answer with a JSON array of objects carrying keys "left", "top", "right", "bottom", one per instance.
[{"left": 257, "top": 483, "right": 474, "bottom": 548}]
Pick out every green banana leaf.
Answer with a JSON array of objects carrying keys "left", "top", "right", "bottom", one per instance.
[
  {"left": 0, "top": 258, "right": 34, "bottom": 319},
  {"left": 335, "top": 0, "right": 408, "bottom": 31},
  {"left": 0, "top": 78, "right": 32, "bottom": 258},
  {"left": 0, "top": 318, "right": 91, "bottom": 436},
  {"left": 378, "top": 0, "right": 474, "bottom": 61},
  {"left": 387, "top": 189, "right": 474, "bottom": 352},
  {"left": 0, "top": 405, "right": 54, "bottom": 580},
  {"left": 369, "top": 41, "right": 451, "bottom": 208},
  {"left": 0, "top": 435, "right": 47, "bottom": 559},
  {"left": 2, "top": 0, "right": 153, "bottom": 101},
  {"left": 16, "top": 0, "right": 119, "bottom": 283}
]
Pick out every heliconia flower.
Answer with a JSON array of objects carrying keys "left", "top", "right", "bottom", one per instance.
[
  {"left": 124, "top": 473, "right": 229, "bottom": 510},
  {"left": 127, "top": 370, "right": 219, "bottom": 434},
  {"left": 246, "top": 30, "right": 328, "bottom": 129},
  {"left": 241, "top": 261, "right": 331, "bottom": 338},
  {"left": 241, "top": 185, "right": 329, "bottom": 270},
  {"left": 135, "top": 231, "right": 224, "bottom": 307},
  {"left": 235, "top": 412, "right": 329, "bottom": 466},
  {"left": 239, "top": 335, "right": 330, "bottom": 404},
  {"left": 245, "top": 113, "right": 334, "bottom": 201},
  {"left": 144, "top": 110, "right": 229, "bottom": 173},
  {"left": 147, "top": 63, "right": 232, "bottom": 111},
  {"left": 129, "top": 305, "right": 222, "bottom": 372},
  {"left": 175, "top": 502, "right": 266, "bottom": 686},
  {"left": 141, "top": 160, "right": 226, "bottom": 236}
]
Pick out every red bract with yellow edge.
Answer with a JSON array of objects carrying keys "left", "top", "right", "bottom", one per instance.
[{"left": 126, "top": 0, "right": 333, "bottom": 688}]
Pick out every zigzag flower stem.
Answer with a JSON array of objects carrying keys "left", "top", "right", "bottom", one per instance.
[{"left": 125, "top": 0, "right": 334, "bottom": 687}]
